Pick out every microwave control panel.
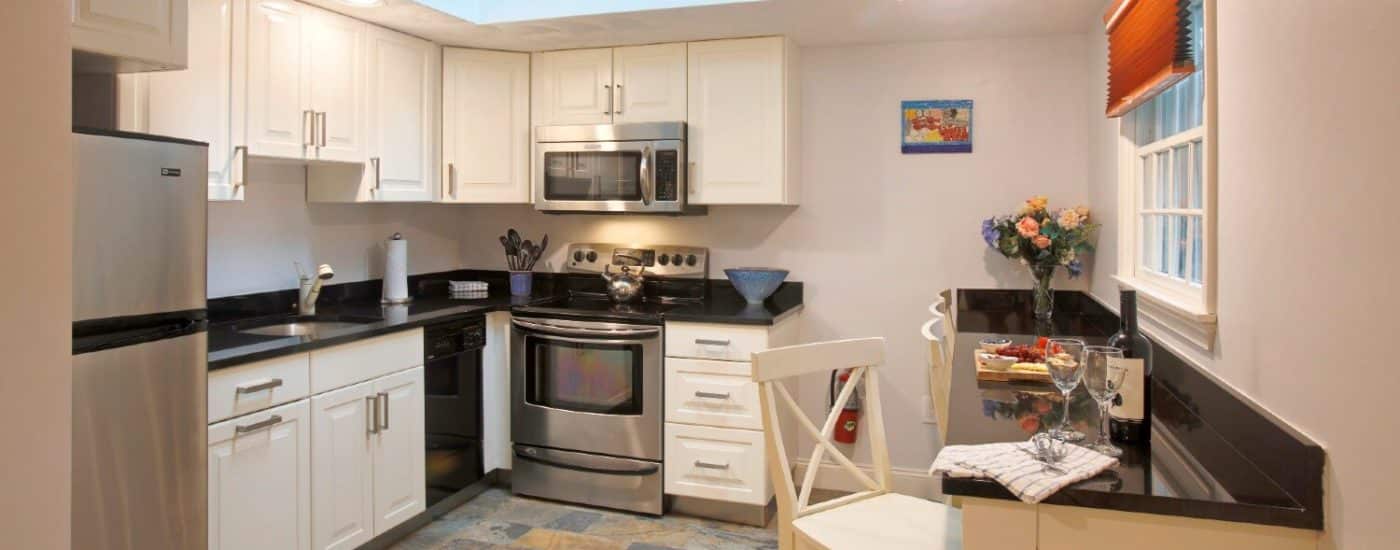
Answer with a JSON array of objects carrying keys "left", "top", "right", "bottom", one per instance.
[{"left": 654, "top": 150, "right": 678, "bottom": 202}]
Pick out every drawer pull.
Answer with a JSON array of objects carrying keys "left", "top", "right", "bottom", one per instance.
[
  {"left": 694, "top": 460, "right": 730, "bottom": 470},
  {"left": 235, "top": 378, "right": 283, "bottom": 394},
  {"left": 694, "top": 391, "right": 731, "bottom": 400},
  {"left": 235, "top": 415, "right": 282, "bottom": 434},
  {"left": 366, "top": 396, "right": 380, "bottom": 434},
  {"left": 378, "top": 392, "right": 390, "bottom": 431},
  {"left": 695, "top": 338, "right": 731, "bottom": 346}
]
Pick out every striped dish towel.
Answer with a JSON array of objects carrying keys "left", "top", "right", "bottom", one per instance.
[{"left": 930, "top": 441, "right": 1118, "bottom": 504}]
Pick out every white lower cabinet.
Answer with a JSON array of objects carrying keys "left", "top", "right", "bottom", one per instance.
[
  {"left": 209, "top": 399, "right": 312, "bottom": 550},
  {"left": 310, "top": 381, "right": 376, "bottom": 550},
  {"left": 371, "top": 367, "right": 428, "bottom": 534},
  {"left": 212, "top": 331, "right": 425, "bottom": 550},
  {"left": 664, "top": 422, "right": 769, "bottom": 505}
]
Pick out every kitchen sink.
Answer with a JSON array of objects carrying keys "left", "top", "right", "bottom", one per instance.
[{"left": 236, "top": 315, "right": 381, "bottom": 338}]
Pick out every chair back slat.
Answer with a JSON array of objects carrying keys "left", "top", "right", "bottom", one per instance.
[{"left": 753, "top": 337, "right": 894, "bottom": 521}]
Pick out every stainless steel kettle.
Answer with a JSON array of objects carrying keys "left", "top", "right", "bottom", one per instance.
[{"left": 602, "top": 264, "right": 646, "bottom": 303}]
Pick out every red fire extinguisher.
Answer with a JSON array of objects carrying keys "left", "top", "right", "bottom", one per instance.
[{"left": 831, "top": 369, "right": 861, "bottom": 444}]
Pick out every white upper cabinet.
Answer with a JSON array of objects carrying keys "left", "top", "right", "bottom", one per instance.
[
  {"left": 441, "top": 48, "right": 531, "bottom": 204},
  {"left": 303, "top": 8, "right": 368, "bottom": 163},
  {"left": 72, "top": 0, "right": 188, "bottom": 72},
  {"left": 308, "top": 25, "right": 439, "bottom": 203},
  {"left": 532, "top": 48, "right": 614, "bottom": 126},
  {"left": 613, "top": 43, "right": 687, "bottom": 123},
  {"left": 117, "top": 0, "right": 244, "bottom": 200},
  {"left": 371, "top": 367, "right": 426, "bottom": 535},
  {"left": 687, "top": 37, "right": 800, "bottom": 205},
  {"left": 243, "top": 0, "right": 311, "bottom": 160},
  {"left": 532, "top": 45, "right": 687, "bottom": 127}
]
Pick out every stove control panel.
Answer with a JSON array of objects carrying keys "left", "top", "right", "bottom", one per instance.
[{"left": 566, "top": 243, "right": 708, "bottom": 279}]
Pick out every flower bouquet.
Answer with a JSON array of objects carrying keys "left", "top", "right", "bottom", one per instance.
[{"left": 981, "top": 196, "right": 1099, "bottom": 320}]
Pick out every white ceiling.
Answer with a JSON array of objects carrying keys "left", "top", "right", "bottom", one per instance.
[{"left": 299, "top": 0, "right": 1105, "bottom": 51}]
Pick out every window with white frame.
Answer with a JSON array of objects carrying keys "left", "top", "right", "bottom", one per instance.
[{"left": 1116, "top": 0, "right": 1217, "bottom": 346}]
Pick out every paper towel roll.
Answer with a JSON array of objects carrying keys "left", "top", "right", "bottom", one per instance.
[{"left": 382, "top": 233, "right": 410, "bottom": 304}]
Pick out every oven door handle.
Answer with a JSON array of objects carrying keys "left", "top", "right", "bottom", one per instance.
[
  {"left": 512, "top": 318, "right": 660, "bottom": 339},
  {"left": 514, "top": 449, "right": 660, "bottom": 477}
]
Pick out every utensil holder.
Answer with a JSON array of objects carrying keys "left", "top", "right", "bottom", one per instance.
[{"left": 509, "top": 271, "right": 533, "bottom": 297}]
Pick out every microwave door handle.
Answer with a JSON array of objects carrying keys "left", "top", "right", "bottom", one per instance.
[{"left": 640, "top": 145, "right": 652, "bottom": 206}]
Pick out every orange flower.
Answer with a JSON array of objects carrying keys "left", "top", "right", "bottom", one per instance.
[
  {"left": 1034, "top": 235, "right": 1052, "bottom": 249},
  {"left": 1019, "top": 416, "right": 1041, "bottom": 434},
  {"left": 1016, "top": 216, "right": 1040, "bottom": 238}
]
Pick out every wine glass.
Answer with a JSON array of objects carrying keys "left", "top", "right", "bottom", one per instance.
[
  {"left": 1044, "top": 338, "right": 1086, "bottom": 442},
  {"left": 1083, "top": 346, "right": 1128, "bottom": 457}
]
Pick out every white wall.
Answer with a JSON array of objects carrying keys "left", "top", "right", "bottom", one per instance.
[
  {"left": 1084, "top": 3, "right": 1400, "bottom": 547},
  {"left": 0, "top": 1, "right": 71, "bottom": 547},
  {"left": 450, "top": 34, "right": 1094, "bottom": 472},
  {"left": 208, "top": 162, "right": 476, "bottom": 297}
]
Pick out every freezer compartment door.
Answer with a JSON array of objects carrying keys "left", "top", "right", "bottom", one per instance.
[
  {"left": 72, "top": 331, "right": 207, "bottom": 550},
  {"left": 73, "top": 130, "right": 207, "bottom": 321}
]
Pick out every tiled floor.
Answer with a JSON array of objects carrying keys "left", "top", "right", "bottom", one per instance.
[{"left": 390, "top": 488, "right": 785, "bottom": 550}]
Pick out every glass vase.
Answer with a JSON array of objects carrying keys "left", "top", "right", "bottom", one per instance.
[{"left": 1029, "top": 264, "right": 1055, "bottom": 320}]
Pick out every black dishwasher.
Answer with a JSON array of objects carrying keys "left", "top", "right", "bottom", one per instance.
[{"left": 424, "top": 315, "right": 486, "bottom": 510}]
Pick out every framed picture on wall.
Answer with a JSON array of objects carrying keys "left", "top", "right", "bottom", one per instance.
[{"left": 902, "top": 99, "right": 973, "bottom": 154}]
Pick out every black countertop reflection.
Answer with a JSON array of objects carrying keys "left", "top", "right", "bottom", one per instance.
[
  {"left": 208, "top": 269, "right": 803, "bottom": 370},
  {"left": 942, "top": 289, "right": 1323, "bottom": 530}
]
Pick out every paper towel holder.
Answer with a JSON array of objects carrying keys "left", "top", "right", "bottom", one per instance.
[{"left": 381, "top": 232, "right": 413, "bottom": 305}]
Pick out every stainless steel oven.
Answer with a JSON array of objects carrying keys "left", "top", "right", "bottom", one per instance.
[
  {"left": 534, "top": 122, "right": 695, "bottom": 214},
  {"left": 510, "top": 315, "right": 664, "bottom": 514}
]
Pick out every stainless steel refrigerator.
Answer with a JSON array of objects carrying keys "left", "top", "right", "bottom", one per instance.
[{"left": 71, "top": 128, "right": 208, "bottom": 550}]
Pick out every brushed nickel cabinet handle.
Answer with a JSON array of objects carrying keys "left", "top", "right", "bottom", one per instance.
[
  {"left": 378, "top": 392, "right": 390, "bottom": 430},
  {"left": 370, "top": 157, "right": 381, "bottom": 199},
  {"left": 235, "top": 415, "right": 282, "bottom": 434},
  {"left": 303, "top": 110, "right": 314, "bottom": 146},
  {"left": 694, "top": 461, "right": 730, "bottom": 470},
  {"left": 317, "top": 112, "right": 327, "bottom": 147},
  {"left": 447, "top": 162, "right": 457, "bottom": 199},
  {"left": 366, "top": 395, "right": 379, "bottom": 434},
  {"left": 603, "top": 84, "right": 612, "bottom": 115},
  {"left": 614, "top": 83, "right": 623, "bottom": 114},
  {"left": 694, "top": 391, "right": 731, "bottom": 400},
  {"left": 695, "top": 338, "right": 730, "bottom": 346},
  {"left": 235, "top": 377, "right": 283, "bottom": 394},
  {"left": 231, "top": 145, "right": 248, "bottom": 192}
]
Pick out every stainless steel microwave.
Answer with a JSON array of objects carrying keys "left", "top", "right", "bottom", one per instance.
[{"left": 534, "top": 122, "right": 699, "bottom": 214}]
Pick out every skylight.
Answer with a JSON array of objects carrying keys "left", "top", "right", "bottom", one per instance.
[{"left": 415, "top": 0, "right": 763, "bottom": 24}]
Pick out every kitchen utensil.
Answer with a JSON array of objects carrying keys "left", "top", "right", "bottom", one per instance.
[
  {"left": 723, "top": 268, "right": 789, "bottom": 304},
  {"left": 979, "top": 337, "right": 1012, "bottom": 352},
  {"left": 976, "top": 352, "right": 1016, "bottom": 371},
  {"left": 602, "top": 264, "right": 646, "bottom": 303}
]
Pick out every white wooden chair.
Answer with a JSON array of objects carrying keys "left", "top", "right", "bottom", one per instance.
[
  {"left": 923, "top": 291, "right": 956, "bottom": 444},
  {"left": 752, "top": 337, "right": 961, "bottom": 550}
]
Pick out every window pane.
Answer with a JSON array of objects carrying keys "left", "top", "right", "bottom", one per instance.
[
  {"left": 1173, "top": 145, "right": 1190, "bottom": 208},
  {"left": 1190, "top": 216, "right": 1203, "bottom": 284},
  {"left": 1156, "top": 151, "right": 1170, "bottom": 208},
  {"left": 1141, "top": 155, "right": 1154, "bottom": 210},
  {"left": 1175, "top": 215, "right": 1188, "bottom": 279},
  {"left": 1191, "top": 141, "right": 1203, "bottom": 208}
]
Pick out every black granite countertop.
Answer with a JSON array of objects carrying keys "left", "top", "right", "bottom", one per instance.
[
  {"left": 207, "top": 269, "right": 803, "bottom": 370},
  {"left": 941, "top": 289, "right": 1323, "bottom": 530}
]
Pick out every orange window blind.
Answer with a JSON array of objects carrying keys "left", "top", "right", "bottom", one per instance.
[{"left": 1104, "top": 0, "right": 1196, "bottom": 118}]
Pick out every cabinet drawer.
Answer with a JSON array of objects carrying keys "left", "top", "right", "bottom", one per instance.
[
  {"left": 310, "top": 329, "right": 424, "bottom": 394},
  {"left": 208, "top": 353, "right": 310, "bottom": 424},
  {"left": 664, "top": 423, "right": 770, "bottom": 505},
  {"left": 665, "top": 322, "right": 770, "bottom": 361},
  {"left": 665, "top": 358, "right": 762, "bottom": 430}
]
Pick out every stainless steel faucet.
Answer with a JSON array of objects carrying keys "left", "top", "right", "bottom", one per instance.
[{"left": 296, "top": 262, "right": 335, "bottom": 316}]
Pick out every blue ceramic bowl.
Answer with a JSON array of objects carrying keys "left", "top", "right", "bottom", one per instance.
[{"left": 724, "top": 268, "right": 790, "bottom": 304}]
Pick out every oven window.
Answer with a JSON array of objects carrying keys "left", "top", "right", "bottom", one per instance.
[
  {"left": 526, "top": 337, "right": 642, "bottom": 415},
  {"left": 543, "top": 151, "right": 643, "bottom": 201}
]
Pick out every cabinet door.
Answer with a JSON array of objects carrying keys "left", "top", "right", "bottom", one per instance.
[
  {"left": 310, "top": 381, "right": 375, "bottom": 550},
  {"left": 72, "top": 0, "right": 187, "bottom": 70},
  {"left": 442, "top": 48, "right": 531, "bottom": 203},
  {"left": 372, "top": 366, "right": 427, "bottom": 535},
  {"left": 243, "top": 0, "right": 310, "bottom": 160},
  {"left": 357, "top": 26, "right": 439, "bottom": 202},
  {"left": 614, "top": 43, "right": 687, "bottom": 123},
  {"left": 532, "top": 48, "right": 613, "bottom": 126},
  {"left": 208, "top": 399, "right": 311, "bottom": 550},
  {"left": 304, "top": 7, "right": 368, "bottom": 163},
  {"left": 136, "top": 0, "right": 244, "bottom": 200},
  {"left": 687, "top": 37, "right": 786, "bottom": 205}
]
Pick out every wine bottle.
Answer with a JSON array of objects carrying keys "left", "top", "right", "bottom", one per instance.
[{"left": 1107, "top": 290, "right": 1152, "bottom": 443}]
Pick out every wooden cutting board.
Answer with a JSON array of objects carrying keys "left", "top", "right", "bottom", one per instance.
[{"left": 974, "top": 356, "right": 1054, "bottom": 384}]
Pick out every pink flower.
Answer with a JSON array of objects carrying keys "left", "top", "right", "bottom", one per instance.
[
  {"left": 1016, "top": 216, "right": 1040, "bottom": 238},
  {"left": 1033, "top": 235, "right": 1052, "bottom": 249}
]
